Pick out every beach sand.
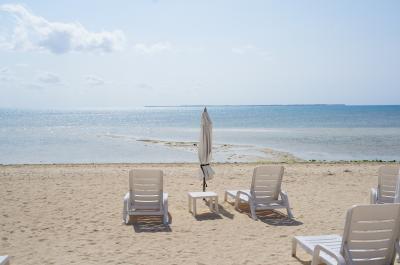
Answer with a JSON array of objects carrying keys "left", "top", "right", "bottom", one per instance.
[{"left": 0, "top": 162, "right": 390, "bottom": 264}]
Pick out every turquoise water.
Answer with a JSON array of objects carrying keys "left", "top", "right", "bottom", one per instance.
[{"left": 1, "top": 105, "right": 400, "bottom": 164}]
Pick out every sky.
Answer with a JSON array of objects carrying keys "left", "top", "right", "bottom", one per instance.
[{"left": 0, "top": 0, "right": 399, "bottom": 109}]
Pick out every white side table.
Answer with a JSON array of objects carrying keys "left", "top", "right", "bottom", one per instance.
[{"left": 188, "top": 191, "right": 219, "bottom": 216}]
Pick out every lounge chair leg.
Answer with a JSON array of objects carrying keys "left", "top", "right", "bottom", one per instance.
[
  {"left": 291, "top": 238, "right": 297, "bottom": 257},
  {"left": 163, "top": 198, "right": 169, "bottom": 224},
  {"left": 163, "top": 213, "right": 168, "bottom": 224},
  {"left": 286, "top": 206, "right": 294, "bottom": 219},
  {"left": 311, "top": 247, "right": 322, "bottom": 265},
  {"left": 123, "top": 193, "right": 129, "bottom": 224},
  {"left": 370, "top": 188, "right": 378, "bottom": 204},
  {"left": 224, "top": 191, "right": 228, "bottom": 202},
  {"left": 125, "top": 214, "right": 132, "bottom": 225},
  {"left": 395, "top": 241, "right": 400, "bottom": 263},
  {"left": 250, "top": 204, "right": 257, "bottom": 220},
  {"left": 234, "top": 196, "right": 240, "bottom": 210},
  {"left": 122, "top": 206, "right": 127, "bottom": 224},
  {"left": 281, "top": 191, "right": 294, "bottom": 218}
]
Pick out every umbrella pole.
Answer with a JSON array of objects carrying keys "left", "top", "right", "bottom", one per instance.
[
  {"left": 201, "top": 165, "right": 206, "bottom": 192},
  {"left": 202, "top": 175, "right": 207, "bottom": 202}
]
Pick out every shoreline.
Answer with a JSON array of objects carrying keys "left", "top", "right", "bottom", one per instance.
[
  {"left": 2, "top": 137, "right": 398, "bottom": 166},
  {"left": 0, "top": 160, "right": 398, "bottom": 167},
  {"left": 137, "top": 138, "right": 304, "bottom": 163}
]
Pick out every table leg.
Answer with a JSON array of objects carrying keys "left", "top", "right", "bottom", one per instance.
[
  {"left": 208, "top": 197, "right": 213, "bottom": 211},
  {"left": 215, "top": 196, "right": 219, "bottom": 214}
]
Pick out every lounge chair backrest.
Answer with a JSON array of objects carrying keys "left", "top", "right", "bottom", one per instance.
[
  {"left": 251, "top": 165, "right": 284, "bottom": 203},
  {"left": 378, "top": 165, "right": 400, "bottom": 203},
  {"left": 129, "top": 169, "right": 163, "bottom": 211},
  {"left": 341, "top": 204, "right": 400, "bottom": 264}
]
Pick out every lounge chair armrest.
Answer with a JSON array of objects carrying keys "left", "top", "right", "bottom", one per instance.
[
  {"left": 280, "top": 190, "right": 288, "bottom": 199},
  {"left": 163, "top": 192, "right": 168, "bottom": 202},
  {"left": 370, "top": 188, "right": 378, "bottom": 204},
  {"left": 236, "top": 190, "right": 251, "bottom": 198},
  {"left": 235, "top": 190, "right": 252, "bottom": 209},
  {"left": 312, "top": 244, "right": 346, "bottom": 265},
  {"left": 236, "top": 190, "right": 252, "bottom": 203}
]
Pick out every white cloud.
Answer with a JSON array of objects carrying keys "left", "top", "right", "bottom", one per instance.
[
  {"left": 24, "top": 83, "right": 45, "bottom": 90},
  {"left": 0, "top": 67, "right": 8, "bottom": 74},
  {"left": 231, "top": 45, "right": 255, "bottom": 55},
  {"left": 36, "top": 71, "right": 61, "bottom": 84},
  {"left": 133, "top": 42, "right": 172, "bottom": 54},
  {"left": 231, "top": 44, "right": 270, "bottom": 58},
  {"left": 15, "top": 63, "right": 28, "bottom": 67},
  {"left": 0, "top": 67, "right": 13, "bottom": 81},
  {"left": 0, "top": 4, "right": 126, "bottom": 54},
  {"left": 86, "top": 75, "right": 105, "bottom": 86},
  {"left": 136, "top": 83, "right": 153, "bottom": 90}
]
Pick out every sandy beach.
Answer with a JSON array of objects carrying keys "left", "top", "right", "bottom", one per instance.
[
  {"left": 0, "top": 162, "right": 392, "bottom": 264},
  {"left": 1, "top": 1, "right": 399, "bottom": 264}
]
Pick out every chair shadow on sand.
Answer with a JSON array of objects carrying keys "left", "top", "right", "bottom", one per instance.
[
  {"left": 234, "top": 203, "right": 303, "bottom": 226},
  {"left": 194, "top": 212, "right": 223, "bottom": 221},
  {"left": 129, "top": 214, "right": 172, "bottom": 233},
  {"left": 292, "top": 256, "right": 311, "bottom": 265},
  {"left": 202, "top": 200, "right": 235, "bottom": 220}
]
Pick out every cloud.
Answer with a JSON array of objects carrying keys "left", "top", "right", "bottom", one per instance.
[
  {"left": 0, "top": 67, "right": 13, "bottom": 81},
  {"left": 136, "top": 83, "right": 153, "bottom": 90},
  {"left": 24, "top": 83, "right": 45, "bottom": 90},
  {"left": 133, "top": 42, "right": 172, "bottom": 54},
  {"left": 0, "top": 4, "right": 126, "bottom": 54},
  {"left": 231, "top": 45, "right": 255, "bottom": 55},
  {"left": 86, "top": 75, "right": 105, "bottom": 86},
  {"left": 231, "top": 44, "right": 270, "bottom": 58},
  {"left": 15, "top": 63, "right": 28, "bottom": 67},
  {"left": 0, "top": 67, "right": 8, "bottom": 74},
  {"left": 36, "top": 71, "right": 61, "bottom": 84}
]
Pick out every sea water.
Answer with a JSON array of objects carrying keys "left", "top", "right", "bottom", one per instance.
[{"left": 1, "top": 105, "right": 400, "bottom": 164}]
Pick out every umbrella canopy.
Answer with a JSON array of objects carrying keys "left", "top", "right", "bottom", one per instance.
[{"left": 198, "top": 107, "right": 215, "bottom": 191}]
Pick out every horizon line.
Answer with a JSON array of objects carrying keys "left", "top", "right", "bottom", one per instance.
[{"left": 1, "top": 104, "right": 400, "bottom": 111}]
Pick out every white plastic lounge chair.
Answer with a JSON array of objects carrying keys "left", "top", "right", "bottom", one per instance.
[
  {"left": 370, "top": 165, "right": 400, "bottom": 204},
  {"left": 224, "top": 165, "right": 293, "bottom": 220},
  {"left": 0, "top": 256, "right": 9, "bottom": 265},
  {"left": 292, "top": 204, "right": 400, "bottom": 265},
  {"left": 122, "top": 169, "right": 169, "bottom": 225}
]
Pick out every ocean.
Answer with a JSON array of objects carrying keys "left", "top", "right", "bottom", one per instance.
[{"left": 1, "top": 105, "right": 400, "bottom": 164}]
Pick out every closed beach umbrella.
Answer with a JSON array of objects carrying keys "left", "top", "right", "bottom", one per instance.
[{"left": 198, "top": 107, "right": 215, "bottom": 192}]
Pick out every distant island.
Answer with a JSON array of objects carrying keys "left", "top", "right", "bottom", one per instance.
[{"left": 144, "top": 104, "right": 347, "bottom": 107}]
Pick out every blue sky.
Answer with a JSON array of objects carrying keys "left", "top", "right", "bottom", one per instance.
[{"left": 0, "top": 0, "right": 399, "bottom": 109}]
